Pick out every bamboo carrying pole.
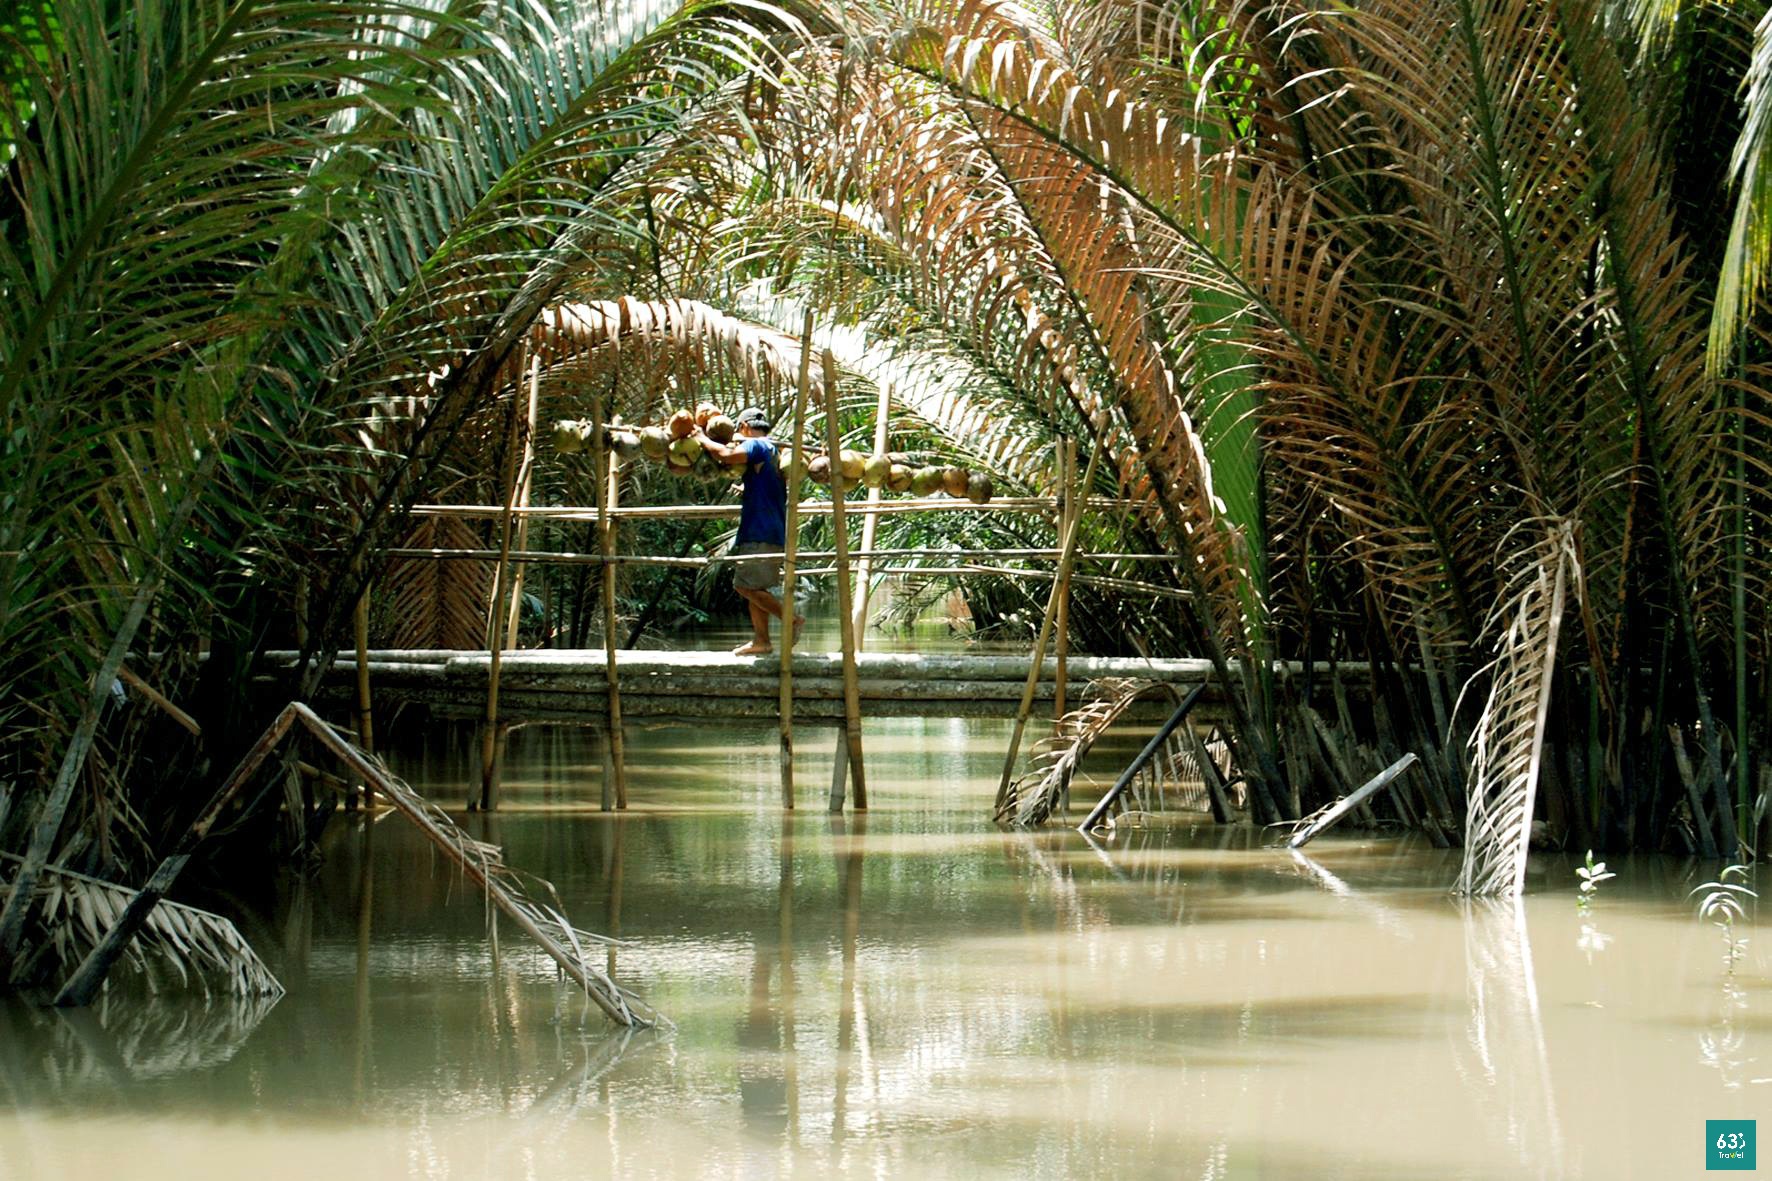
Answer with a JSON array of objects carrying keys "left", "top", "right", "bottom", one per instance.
[
  {"left": 778, "top": 309, "right": 816, "bottom": 809},
  {"left": 823, "top": 350, "right": 866, "bottom": 811},
  {"left": 596, "top": 391, "right": 627, "bottom": 811},
  {"left": 477, "top": 357, "right": 535, "bottom": 810},
  {"left": 830, "top": 377, "right": 893, "bottom": 808},
  {"left": 995, "top": 437, "right": 1108, "bottom": 811}
]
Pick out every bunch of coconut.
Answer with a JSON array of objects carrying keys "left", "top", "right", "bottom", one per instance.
[{"left": 804, "top": 449, "right": 994, "bottom": 503}]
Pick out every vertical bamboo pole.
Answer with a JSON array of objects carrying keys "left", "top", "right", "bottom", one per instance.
[
  {"left": 594, "top": 391, "right": 628, "bottom": 811},
  {"left": 829, "top": 377, "right": 893, "bottom": 806},
  {"left": 823, "top": 350, "right": 867, "bottom": 811},
  {"left": 477, "top": 357, "right": 533, "bottom": 810},
  {"left": 503, "top": 361, "right": 542, "bottom": 646},
  {"left": 994, "top": 439, "right": 1107, "bottom": 812},
  {"left": 352, "top": 569, "right": 373, "bottom": 811},
  {"left": 1052, "top": 439, "right": 1078, "bottom": 723},
  {"left": 778, "top": 310, "right": 816, "bottom": 809}
]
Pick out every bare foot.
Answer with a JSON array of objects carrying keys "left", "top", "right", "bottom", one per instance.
[{"left": 732, "top": 640, "right": 771, "bottom": 656}]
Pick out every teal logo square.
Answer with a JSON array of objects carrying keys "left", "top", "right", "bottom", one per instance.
[{"left": 1708, "top": 1120, "right": 1757, "bottom": 1170}]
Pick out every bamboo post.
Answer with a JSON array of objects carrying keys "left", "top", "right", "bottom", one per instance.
[
  {"left": 503, "top": 359, "right": 542, "bottom": 646},
  {"left": 596, "top": 391, "right": 628, "bottom": 811},
  {"left": 778, "top": 309, "right": 816, "bottom": 809},
  {"left": 1053, "top": 439, "right": 1078, "bottom": 722},
  {"left": 994, "top": 439, "right": 1108, "bottom": 811},
  {"left": 823, "top": 350, "right": 867, "bottom": 811},
  {"left": 352, "top": 571, "right": 373, "bottom": 812},
  {"left": 476, "top": 358, "right": 532, "bottom": 810},
  {"left": 829, "top": 377, "right": 893, "bottom": 808}
]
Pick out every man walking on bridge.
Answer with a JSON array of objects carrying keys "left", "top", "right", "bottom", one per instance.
[{"left": 695, "top": 407, "right": 804, "bottom": 656}]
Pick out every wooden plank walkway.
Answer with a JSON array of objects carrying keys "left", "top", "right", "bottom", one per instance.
[{"left": 275, "top": 649, "right": 1263, "bottom": 724}]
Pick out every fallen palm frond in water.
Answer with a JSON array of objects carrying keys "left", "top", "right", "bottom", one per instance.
[
  {"left": 1000, "top": 679, "right": 1188, "bottom": 827},
  {"left": 1456, "top": 523, "right": 1577, "bottom": 897},
  {"left": 2, "top": 852, "right": 282, "bottom": 999},
  {"left": 53, "top": 703, "right": 657, "bottom": 1028}
]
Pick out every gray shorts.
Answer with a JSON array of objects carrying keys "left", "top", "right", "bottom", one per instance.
[{"left": 734, "top": 540, "right": 783, "bottom": 591}]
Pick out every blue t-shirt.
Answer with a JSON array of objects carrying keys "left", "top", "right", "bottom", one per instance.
[{"left": 736, "top": 437, "right": 786, "bottom": 545}]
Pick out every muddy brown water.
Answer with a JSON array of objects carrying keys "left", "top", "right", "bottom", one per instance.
[{"left": 0, "top": 676, "right": 1763, "bottom": 1178}]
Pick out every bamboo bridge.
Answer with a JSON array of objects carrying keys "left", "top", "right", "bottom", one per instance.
[{"left": 287, "top": 649, "right": 1245, "bottom": 725}]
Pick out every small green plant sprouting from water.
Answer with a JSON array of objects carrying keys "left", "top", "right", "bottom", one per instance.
[
  {"left": 1691, "top": 864, "right": 1757, "bottom": 975},
  {"left": 1574, "top": 850, "right": 1614, "bottom": 915}
]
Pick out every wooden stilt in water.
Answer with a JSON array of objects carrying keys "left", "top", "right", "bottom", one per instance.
[
  {"left": 830, "top": 376, "right": 893, "bottom": 806},
  {"left": 778, "top": 310, "right": 816, "bottom": 809},
  {"left": 595, "top": 390, "right": 628, "bottom": 810},
  {"left": 995, "top": 439, "right": 1106, "bottom": 811},
  {"left": 824, "top": 350, "right": 867, "bottom": 812},
  {"left": 477, "top": 357, "right": 534, "bottom": 810},
  {"left": 1052, "top": 439, "right": 1078, "bottom": 723}
]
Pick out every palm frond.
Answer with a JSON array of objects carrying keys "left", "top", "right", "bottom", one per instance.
[{"left": 1457, "top": 522, "right": 1578, "bottom": 896}]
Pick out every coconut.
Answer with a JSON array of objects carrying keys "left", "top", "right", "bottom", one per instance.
[
  {"left": 695, "top": 401, "right": 721, "bottom": 429},
  {"left": 862, "top": 453, "right": 892, "bottom": 488},
  {"left": 610, "top": 430, "right": 643, "bottom": 460},
  {"left": 808, "top": 455, "right": 832, "bottom": 485},
  {"left": 886, "top": 463, "right": 913, "bottom": 493},
  {"left": 669, "top": 436, "right": 702, "bottom": 466},
  {"left": 665, "top": 459, "right": 694, "bottom": 477},
  {"left": 668, "top": 408, "right": 696, "bottom": 439},
  {"left": 966, "top": 472, "right": 995, "bottom": 504},
  {"left": 941, "top": 467, "right": 970, "bottom": 497},
  {"left": 694, "top": 452, "right": 729, "bottom": 481},
  {"left": 552, "top": 420, "right": 585, "bottom": 454},
  {"left": 839, "top": 450, "right": 867, "bottom": 482},
  {"left": 639, "top": 426, "right": 670, "bottom": 461},
  {"left": 706, "top": 414, "right": 736, "bottom": 444},
  {"left": 909, "top": 466, "right": 943, "bottom": 496}
]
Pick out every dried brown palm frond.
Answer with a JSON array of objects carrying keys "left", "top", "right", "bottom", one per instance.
[
  {"left": 384, "top": 516, "right": 496, "bottom": 649},
  {"left": 528, "top": 297, "right": 826, "bottom": 421},
  {"left": 1457, "top": 522, "right": 1579, "bottom": 897},
  {"left": 3, "top": 854, "right": 283, "bottom": 998},
  {"left": 1001, "top": 678, "right": 1171, "bottom": 826}
]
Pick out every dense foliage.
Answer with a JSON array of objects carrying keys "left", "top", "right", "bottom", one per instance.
[{"left": 3, "top": 0, "right": 1770, "bottom": 943}]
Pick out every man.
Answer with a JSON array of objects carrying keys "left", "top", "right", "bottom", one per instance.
[{"left": 695, "top": 406, "right": 804, "bottom": 655}]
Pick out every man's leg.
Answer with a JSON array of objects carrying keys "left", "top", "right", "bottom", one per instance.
[{"left": 734, "top": 588, "right": 772, "bottom": 654}]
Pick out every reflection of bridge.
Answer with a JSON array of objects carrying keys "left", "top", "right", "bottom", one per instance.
[{"left": 292, "top": 649, "right": 1249, "bottom": 724}]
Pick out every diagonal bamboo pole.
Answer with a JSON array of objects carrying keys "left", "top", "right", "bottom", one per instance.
[
  {"left": 995, "top": 436, "right": 1107, "bottom": 811},
  {"left": 54, "top": 703, "right": 648, "bottom": 1025},
  {"left": 778, "top": 310, "right": 816, "bottom": 809},
  {"left": 829, "top": 378, "right": 893, "bottom": 808},
  {"left": 823, "top": 351, "right": 867, "bottom": 812}
]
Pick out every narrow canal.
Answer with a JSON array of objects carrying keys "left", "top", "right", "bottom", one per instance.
[{"left": 0, "top": 711, "right": 1761, "bottom": 1178}]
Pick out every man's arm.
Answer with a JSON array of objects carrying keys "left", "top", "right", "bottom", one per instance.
[{"left": 694, "top": 429, "right": 752, "bottom": 467}]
